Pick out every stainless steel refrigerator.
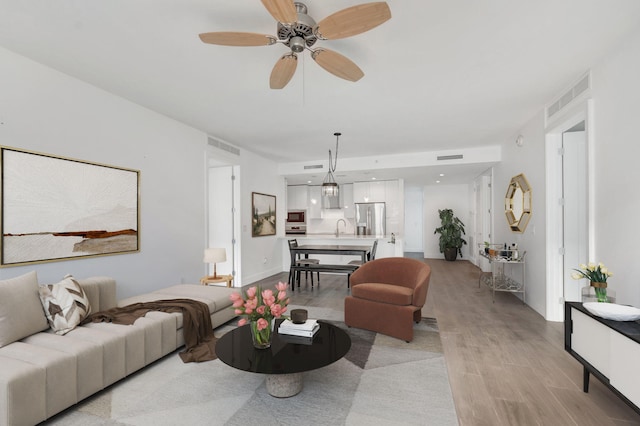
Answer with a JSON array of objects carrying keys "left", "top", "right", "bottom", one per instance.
[{"left": 355, "top": 202, "right": 386, "bottom": 236}]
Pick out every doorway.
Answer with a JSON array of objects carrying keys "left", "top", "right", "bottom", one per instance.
[
  {"left": 473, "top": 170, "right": 493, "bottom": 272},
  {"left": 561, "top": 123, "right": 588, "bottom": 303},
  {"left": 545, "top": 101, "right": 593, "bottom": 321},
  {"left": 207, "top": 161, "right": 241, "bottom": 286}
]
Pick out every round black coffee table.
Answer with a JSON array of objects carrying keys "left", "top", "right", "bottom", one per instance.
[{"left": 215, "top": 320, "right": 351, "bottom": 397}]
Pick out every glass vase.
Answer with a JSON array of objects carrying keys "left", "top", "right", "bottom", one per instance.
[
  {"left": 582, "top": 282, "right": 615, "bottom": 303},
  {"left": 250, "top": 319, "right": 273, "bottom": 349}
]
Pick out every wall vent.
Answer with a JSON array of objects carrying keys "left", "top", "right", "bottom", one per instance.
[
  {"left": 546, "top": 73, "right": 590, "bottom": 120},
  {"left": 304, "top": 164, "right": 324, "bottom": 170},
  {"left": 437, "top": 154, "right": 463, "bottom": 161},
  {"left": 208, "top": 136, "right": 240, "bottom": 156}
]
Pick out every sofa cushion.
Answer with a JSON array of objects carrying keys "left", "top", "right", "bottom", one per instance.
[
  {"left": 0, "top": 355, "right": 47, "bottom": 426},
  {"left": 23, "top": 332, "right": 104, "bottom": 401},
  {"left": 38, "top": 275, "right": 92, "bottom": 335},
  {"left": 0, "top": 341, "right": 77, "bottom": 418},
  {"left": 0, "top": 271, "right": 48, "bottom": 348},
  {"left": 351, "top": 283, "right": 414, "bottom": 306}
]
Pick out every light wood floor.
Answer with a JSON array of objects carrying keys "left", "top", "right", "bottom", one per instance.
[{"left": 254, "top": 257, "right": 640, "bottom": 425}]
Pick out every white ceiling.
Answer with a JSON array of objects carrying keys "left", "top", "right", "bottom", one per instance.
[{"left": 2, "top": 1, "right": 639, "bottom": 185}]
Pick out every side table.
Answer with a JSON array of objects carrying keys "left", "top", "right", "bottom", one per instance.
[{"left": 200, "top": 274, "right": 233, "bottom": 287}]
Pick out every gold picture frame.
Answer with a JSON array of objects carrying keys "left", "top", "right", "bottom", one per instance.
[
  {"left": 251, "top": 192, "right": 276, "bottom": 237},
  {"left": 1, "top": 146, "right": 140, "bottom": 266}
]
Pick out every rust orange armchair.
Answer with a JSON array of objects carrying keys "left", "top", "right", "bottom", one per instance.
[{"left": 344, "top": 257, "right": 431, "bottom": 342}]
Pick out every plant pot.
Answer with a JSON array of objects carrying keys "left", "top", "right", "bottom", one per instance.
[{"left": 444, "top": 247, "right": 458, "bottom": 261}]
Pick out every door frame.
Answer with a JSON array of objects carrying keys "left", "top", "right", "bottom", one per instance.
[{"left": 545, "top": 99, "right": 595, "bottom": 321}]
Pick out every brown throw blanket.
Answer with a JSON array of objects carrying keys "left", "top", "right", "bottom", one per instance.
[{"left": 82, "top": 298, "right": 217, "bottom": 363}]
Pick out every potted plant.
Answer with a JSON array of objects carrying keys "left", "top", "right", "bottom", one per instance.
[{"left": 434, "top": 208, "right": 467, "bottom": 261}]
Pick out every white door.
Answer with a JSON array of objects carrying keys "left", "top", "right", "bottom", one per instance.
[{"left": 562, "top": 128, "right": 588, "bottom": 302}]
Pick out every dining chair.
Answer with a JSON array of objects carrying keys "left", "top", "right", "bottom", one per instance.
[
  {"left": 348, "top": 239, "right": 378, "bottom": 266},
  {"left": 287, "top": 239, "right": 321, "bottom": 288}
]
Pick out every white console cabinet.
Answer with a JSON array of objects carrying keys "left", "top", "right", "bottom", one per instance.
[{"left": 565, "top": 302, "right": 640, "bottom": 414}]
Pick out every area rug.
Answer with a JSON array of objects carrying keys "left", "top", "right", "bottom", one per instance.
[{"left": 45, "top": 307, "right": 458, "bottom": 426}]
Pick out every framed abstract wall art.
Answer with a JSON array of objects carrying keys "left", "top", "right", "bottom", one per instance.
[
  {"left": 1, "top": 146, "right": 140, "bottom": 266},
  {"left": 251, "top": 192, "right": 276, "bottom": 237}
]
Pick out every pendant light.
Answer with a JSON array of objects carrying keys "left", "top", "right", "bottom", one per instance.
[{"left": 322, "top": 132, "right": 341, "bottom": 197}]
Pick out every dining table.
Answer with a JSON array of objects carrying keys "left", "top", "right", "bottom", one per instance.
[{"left": 289, "top": 244, "right": 372, "bottom": 265}]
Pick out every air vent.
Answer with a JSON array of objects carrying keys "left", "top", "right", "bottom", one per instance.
[
  {"left": 207, "top": 136, "right": 240, "bottom": 156},
  {"left": 304, "top": 164, "right": 324, "bottom": 170},
  {"left": 437, "top": 154, "right": 463, "bottom": 161},
  {"left": 546, "top": 73, "right": 591, "bottom": 120}
]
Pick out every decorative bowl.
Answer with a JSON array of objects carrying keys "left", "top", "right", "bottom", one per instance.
[{"left": 583, "top": 302, "right": 640, "bottom": 321}]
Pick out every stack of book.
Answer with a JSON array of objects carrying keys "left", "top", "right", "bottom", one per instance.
[{"left": 278, "top": 319, "right": 320, "bottom": 337}]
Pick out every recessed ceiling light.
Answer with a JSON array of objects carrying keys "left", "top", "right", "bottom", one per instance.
[
  {"left": 371, "top": 177, "right": 376, "bottom": 180},
  {"left": 439, "top": 173, "right": 444, "bottom": 177},
  {"left": 436, "top": 180, "right": 441, "bottom": 183},
  {"left": 307, "top": 180, "right": 312, "bottom": 184}
]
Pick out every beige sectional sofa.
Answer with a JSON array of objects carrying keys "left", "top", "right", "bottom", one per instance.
[{"left": 0, "top": 272, "right": 237, "bottom": 426}]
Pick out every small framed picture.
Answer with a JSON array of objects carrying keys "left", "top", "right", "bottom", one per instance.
[{"left": 251, "top": 192, "right": 276, "bottom": 237}]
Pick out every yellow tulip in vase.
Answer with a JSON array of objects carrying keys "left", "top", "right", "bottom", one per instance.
[{"left": 571, "top": 262, "right": 613, "bottom": 303}]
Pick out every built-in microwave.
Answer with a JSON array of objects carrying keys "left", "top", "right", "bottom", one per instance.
[{"left": 287, "top": 210, "right": 306, "bottom": 223}]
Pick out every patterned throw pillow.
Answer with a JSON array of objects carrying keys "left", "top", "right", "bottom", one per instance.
[{"left": 38, "top": 275, "right": 92, "bottom": 335}]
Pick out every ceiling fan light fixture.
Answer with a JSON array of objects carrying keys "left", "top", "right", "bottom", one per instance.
[
  {"left": 289, "top": 36, "right": 306, "bottom": 53},
  {"left": 200, "top": 1, "right": 391, "bottom": 89}
]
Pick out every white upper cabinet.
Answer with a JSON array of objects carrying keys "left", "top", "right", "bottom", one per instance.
[
  {"left": 287, "top": 185, "right": 309, "bottom": 210},
  {"left": 384, "top": 180, "right": 400, "bottom": 216},
  {"left": 342, "top": 183, "right": 354, "bottom": 218},
  {"left": 353, "top": 180, "right": 397, "bottom": 203},
  {"left": 353, "top": 182, "right": 367, "bottom": 203},
  {"left": 308, "top": 185, "right": 322, "bottom": 218},
  {"left": 369, "top": 181, "right": 385, "bottom": 202}
]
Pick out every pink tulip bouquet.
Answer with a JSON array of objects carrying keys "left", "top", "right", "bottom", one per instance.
[{"left": 229, "top": 282, "right": 289, "bottom": 348}]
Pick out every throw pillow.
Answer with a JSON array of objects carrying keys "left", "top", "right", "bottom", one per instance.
[
  {"left": 0, "top": 271, "right": 49, "bottom": 348},
  {"left": 38, "top": 275, "right": 92, "bottom": 335}
]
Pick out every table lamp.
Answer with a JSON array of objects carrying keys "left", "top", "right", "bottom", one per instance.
[{"left": 204, "top": 248, "right": 226, "bottom": 279}]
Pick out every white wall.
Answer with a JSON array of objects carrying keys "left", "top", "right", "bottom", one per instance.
[
  {"left": 423, "top": 184, "right": 471, "bottom": 259},
  {"left": 0, "top": 47, "right": 283, "bottom": 297},
  {"left": 494, "top": 24, "right": 640, "bottom": 317},
  {"left": 590, "top": 26, "right": 640, "bottom": 308},
  {"left": 404, "top": 185, "right": 424, "bottom": 252},
  {"left": 492, "top": 111, "right": 548, "bottom": 316},
  {"left": 239, "top": 149, "right": 285, "bottom": 284}
]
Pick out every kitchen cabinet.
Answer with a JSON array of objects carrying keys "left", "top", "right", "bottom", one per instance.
[
  {"left": 308, "top": 185, "right": 322, "bottom": 219},
  {"left": 369, "top": 181, "right": 385, "bottom": 202},
  {"left": 342, "top": 184, "right": 354, "bottom": 218},
  {"left": 287, "top": 185, "right": 309, "bottom": 210},
  {"left": 354, "top": 181, "right": 395, "bottom": 203},
  {"left": 353, "top": 181, "right": 384, "bottom": 202}
]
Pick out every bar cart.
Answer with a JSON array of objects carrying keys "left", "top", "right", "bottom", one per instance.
[{"left": 478, "top": 244, "right": 526, "bottom": 303}]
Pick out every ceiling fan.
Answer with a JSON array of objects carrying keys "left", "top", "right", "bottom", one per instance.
[{"left": 198, "top": 0, "right": 391, "bottom": 89}]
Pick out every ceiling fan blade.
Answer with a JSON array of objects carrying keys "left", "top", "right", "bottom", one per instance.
[
  {"left": 270, "top": 54, "right": 298, "bottom": 89},
  {"left": 199, "top": 32, "right": 275, "bottom": 47},
  {"left": 315, "top": 2, "right": 391, "bottom": 40},
  {"left": 311, "top": 49, "right": 364, "bottom": 82},
  {"left": 261, "top": 0, "right": 298, "bottom": 24}
]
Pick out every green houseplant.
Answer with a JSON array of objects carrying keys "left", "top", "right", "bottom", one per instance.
[{"left": 434, "top": 209, "right": 467, "bottom": 261}]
